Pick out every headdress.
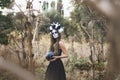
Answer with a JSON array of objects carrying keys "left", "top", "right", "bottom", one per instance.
[{"left": 49, "top": 22, "right": 64, "bottom": 38}]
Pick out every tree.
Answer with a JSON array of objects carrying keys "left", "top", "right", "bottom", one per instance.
[
  {"left": 39, "top": 10, "right": 63, "bottom": 33},
  {"left": 0, "top": 13, "right": 14, "bottom": 45},
  {"left": 51, "top": 1, "right": 55, "bottom": 9},
  {"left": 0, "top": 0, "right": 14, "bottom": 8},
  {"left": 39, "top": 9, "right": 76, "bottom": 38},
  {"left": 0, "top": 0, "right": 15, "bottom": 45},
  {"left": 42, "top": 1, "right": 49, "bottom": 11},
  {"left": 81, "top": 0, "right": 120, "bottom": 80},
  {"left": 70, "top": 1, "right": 107, "bottom": 79},
  {"left": 57, "top": 0, "right": 63, "bottom": 15}
]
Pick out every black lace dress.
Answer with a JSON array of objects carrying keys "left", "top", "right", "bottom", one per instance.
[{"left": 45, "top": 49, "right": 66, "bottom": 80}]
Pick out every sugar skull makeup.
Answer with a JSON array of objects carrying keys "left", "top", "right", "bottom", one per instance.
[{"left": 49, "top": 22, "right": 64, "bottom": 38}]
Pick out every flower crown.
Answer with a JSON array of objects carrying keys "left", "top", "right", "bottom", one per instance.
[{"left": 49, "top": 22, "right": 64, "bottom": 38}]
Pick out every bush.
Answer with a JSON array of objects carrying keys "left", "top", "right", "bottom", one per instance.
[{"left": 74, "top": 58, "right": 92, "bottom": 70}]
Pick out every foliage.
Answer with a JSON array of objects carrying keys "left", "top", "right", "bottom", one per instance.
[
  {"left": 94, "top": 61, "right": 106, "bottom": 71},
  {"left": 94, "top": 21, "right": 106, "bottom": 43},
  {"left": 0, "top": 69, "right": 20, "bottom": 80},
  {"left": 74, "top": 58, "right": 92, "bottom": 70},
  {"left": 0, "top": 0, "right": 14, "bottom": 8},
  {"left": 0, "top": 13, "right": 14, "bottom": 45},
  {"left": 35, "top": 68, "right": 45, "bottom": 80},
  {"left": 39, "top": 10, "right": 77, "bottom": 37},
  {"left": 57, "top": 0, "right": 63, "bottom": 14},
  {"left": 74, "top": 58, "right": 106, "bottom": 71},
  {"left": 62, "top": 18, "right": 77, "bottom": 37},
  {"left": 70, "top": 1, "right": 107, "bottom": 43},
  {"left": 50, "top": 1, "right": 55, "bottom": 9},
  {"left": 42, "top": 1, "right": 49, "bottom": 11},
  {"left": 0, "top": 0, "right": 15, "bottom": 45},
  {"left": 13, "top": 12, "right": 27, "bottom": 31},
  {"left": 39, "top": 10, "right": 62, "bottom": 33}
]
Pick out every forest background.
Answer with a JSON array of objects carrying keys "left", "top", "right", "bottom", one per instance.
[{"left": 0, "top": 0, "right": 119, "bottom": 80}]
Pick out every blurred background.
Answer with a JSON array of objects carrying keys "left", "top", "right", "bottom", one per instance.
[{"left": 0, "top": 0, "right": 119, "bottom": 80}]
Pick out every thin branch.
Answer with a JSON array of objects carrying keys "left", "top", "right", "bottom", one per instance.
[
  {"left": 31, "top": 0, "right": 34, "bottom": 3},
  {"left": 77, "top": 23, "right": 91, "bottom": 39},
  {"left": 25, "top": 0, "right": 27, "bottom": 2},
  {"left": 14, "top": 2, "right": 24, "bottom": 12}
]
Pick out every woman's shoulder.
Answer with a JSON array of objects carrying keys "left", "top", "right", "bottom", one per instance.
[
  {"left": 59, "top": 41, "right": 65, "bottom": 48},
  {"left": 59, "top": 40, "right": 64, "bottom": 45}
]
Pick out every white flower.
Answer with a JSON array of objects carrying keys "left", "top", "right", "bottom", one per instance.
[
  {"left": 50, "top": 26, "right": 53, "bottom": 30},
  {"left": 55, "top": 23, "right": 59, "bottom": 28},
  {"left": 52, "top": 29, "right": 56, "bottom": 33},
  {"left": 58, "top": 28, "right": 64, "bottom": 33}
]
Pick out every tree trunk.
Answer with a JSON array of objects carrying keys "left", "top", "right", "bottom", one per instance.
[
  {"left": 83, "top": 0, "right": 120, "bottom": 80},
  {"left": 27, "top": 26, "right": 34, "bottom": 74}
]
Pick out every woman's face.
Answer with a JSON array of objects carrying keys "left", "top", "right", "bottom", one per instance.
[{"left": 52, "top": 30, "right": 59, "bottom": 39}]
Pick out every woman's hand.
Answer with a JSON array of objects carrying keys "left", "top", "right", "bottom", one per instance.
[{"left": 50, "top": 56, "right": 59, "bottom": 62}]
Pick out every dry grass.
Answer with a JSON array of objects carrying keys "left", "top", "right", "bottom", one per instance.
[
  {"left": 0, "top": 34, "right": 108, "bottom": 80},
  {"left": 33, "top": 35, "right": 108, "bottom": 80}
]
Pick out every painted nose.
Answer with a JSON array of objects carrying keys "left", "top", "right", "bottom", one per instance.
[{"left": 53, "top": 33, "right": 59, "bottom": 38}]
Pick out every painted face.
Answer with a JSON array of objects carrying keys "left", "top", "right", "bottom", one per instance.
[{"left": 52, "top": 29, "right": 59, "bottom": 38}]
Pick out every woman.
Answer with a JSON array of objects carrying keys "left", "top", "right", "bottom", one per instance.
[{"left": 45, "top": 22, "right": 68, "bottom": 80}]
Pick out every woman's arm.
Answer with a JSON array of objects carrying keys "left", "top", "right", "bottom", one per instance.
[
  {"left": 50, "top": 41, "right": 68, "bottom": 61},
  {"left": 54, "top": 41, "right": 68, "bottom": 59}
]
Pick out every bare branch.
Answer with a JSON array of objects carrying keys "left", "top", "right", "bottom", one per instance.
[
  {"left": 14, "top": 2, "right": 24, "bottom": 12},
  {"left": 84, "top": 0, "right": 120, "bottom": 20}
]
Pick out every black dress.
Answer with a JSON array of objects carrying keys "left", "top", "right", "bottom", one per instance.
[{"left": 45, "top": 49, "right": 66, "bottom": 80}]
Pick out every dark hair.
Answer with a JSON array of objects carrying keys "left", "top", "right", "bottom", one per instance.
[{"left": 49, "top": 33, "right": 61, "bottom": 55}]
